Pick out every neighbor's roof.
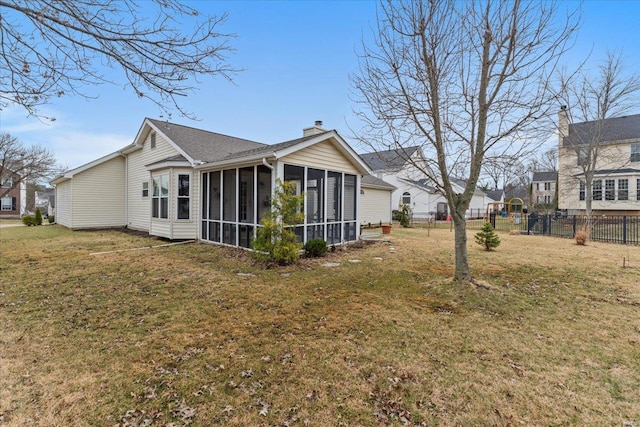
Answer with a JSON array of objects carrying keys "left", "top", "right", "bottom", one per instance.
[
  {"left": 361, "top": 175, "right": 396, "bottom": 190},
  {"left": 399, "top": 177, "right": 437, "bottom": 193},
  {"left": 147, "top": 118, "right": 266, "bottom": 163},
  {"left": 532, "top": 171, "right": 557, "bottom": 182},
  {"left": 359, "top": 146, "right": 420, "bottom": 171},
  {"left": 563, "top": 113, "right": 640, "bottom": 146},
  {"left": 485, "top": 189, "right": 504, "bottom": 202}
]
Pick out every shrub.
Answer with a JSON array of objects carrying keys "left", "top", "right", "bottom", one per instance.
[
  {"left": 474, "top": 222, "right": 500, "bottom": 251},
  {"left": 304, "top": 239, "right": 328, "bottom": 257},
  {"left": 252, "top": 179, "right": 304, "bottom": 265},
  {"left": 35, "top": 208, "right": 43, "bottom": 225},
  {"left": 575, "top": 229, "right": 589, "bottom": 246},
  {"left": 48, "top": 215, "right": 55, "bottom": 224},
  {"left": 22, "top": 215, "right": 36, "bottom": 226},
  {"left": 399, "top": 204, "right": 411, "bottom": 228}
]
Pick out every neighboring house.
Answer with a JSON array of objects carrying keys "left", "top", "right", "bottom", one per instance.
[
  {"left": 35, "top": 188, "right": 55, "bottom": 216},
  {"left": 360, "top": 147, "right": 492, "bottom": 220},
  {"left": 51, "top": 118, "right": 377, "bottom": 248},
  {"left": 360, "top": 175, "right": 396, "bottom": 225},
  {"left": 0, "top": 170, "right": 26, "bottom": 219},
  {"left": 558, "top": 110, "right": 640, "bottom": 215},
  {"left": 484, "top": 189, "right": 505, "bottom": 205},
  {"left": 531, "top": 171, "right": 557, "bottom": 213}
]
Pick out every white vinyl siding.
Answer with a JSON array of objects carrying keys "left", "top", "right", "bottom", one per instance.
[
  {"left": 126, "top": 130, "right": 181, "bottom": 231},
  {"left": 360, "top": 187, "right": 392, "bottom": 224},
  {"left": 71, "top": 156, "right": 126, "bottom": 228},
  {"left": 281, "top": 140, "right": 359, "bottom": 174},
  {"left": 55, "top": 180, "right": 72, "bottom": 227}
]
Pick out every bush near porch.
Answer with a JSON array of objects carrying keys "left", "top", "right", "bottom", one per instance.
[{"left": 1, "top": 225, "right": 639, "bottom": 426}]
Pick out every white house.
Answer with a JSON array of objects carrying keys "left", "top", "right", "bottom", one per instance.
[
  {"left": 558, "top": 109, "right": 640, "bottom": 215},
  {"left": 360, "top": 147, "right": 493, "bottom": 220},
  {"left": 51, "top": 119, "right": 388, "bottom": 248}
]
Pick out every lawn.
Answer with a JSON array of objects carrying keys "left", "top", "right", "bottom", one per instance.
[{"left": 1, "top": 224, "right": 639, "bottom": 426}]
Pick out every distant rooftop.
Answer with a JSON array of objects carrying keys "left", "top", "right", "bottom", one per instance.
[
  {"left": 359, "top": 146, "right": 420, "bottom": 171},
  {"left": 563, "top": 113, "right": 640, "bottom": 146}
]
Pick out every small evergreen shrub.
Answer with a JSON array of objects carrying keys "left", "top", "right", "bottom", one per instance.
[
  {"left": 474, "top": 222, "right": 500, "bottom": 251},
  {"left": 399, "top": 204, "right": 411, "bottom": 228},
  {"left": 48, "top": 215, "right": 55, "bottom": 224},
  {"left": 22, "top": 215, "right": 36, "bottom": 226},
  {"left": 35, "top": 208, "right": 43, "bottom": 225},
  {"left": 304, "top": 239, "right": 328, "bottom": 257}
]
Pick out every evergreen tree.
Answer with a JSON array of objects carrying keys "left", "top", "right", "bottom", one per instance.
[{"left": 475, "top": 222, "right": 500, "bottom": 251}]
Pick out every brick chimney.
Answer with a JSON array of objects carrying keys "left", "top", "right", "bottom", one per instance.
[{"left": 303, "top": 120, "right": 325, "bottom": 137}]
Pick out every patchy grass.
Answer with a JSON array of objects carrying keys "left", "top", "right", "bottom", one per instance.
[{"left": 1, "top": 225, "right": 639, "bottom": 426}]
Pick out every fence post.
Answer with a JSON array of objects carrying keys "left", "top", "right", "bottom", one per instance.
[
  {"left": 572, "top": 215, "right": 577, "bottom": 237},
  {"left": 623, "top": 215, "right": 627, "bottom": 244}
]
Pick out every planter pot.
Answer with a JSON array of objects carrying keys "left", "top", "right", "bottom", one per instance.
[{"left": 381, "top": 224, "right": 392, "bottom": 234}]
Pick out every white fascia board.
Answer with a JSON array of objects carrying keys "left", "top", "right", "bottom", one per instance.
[
  {"left": 361, "top": 182, "right": 396, "bottom": 191},
  {"left": 194, "top": 154, "right": 277, "bottom": 170},
  {"left": 275, "top": 131, "right": 372, "bottom": 175},
  {"left": 145, "top": 160, "right": 192, "bottom": 171}
]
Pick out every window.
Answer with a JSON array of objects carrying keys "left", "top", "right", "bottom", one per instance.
[
  {"left": 239, "top": 167, "right": 254, "bottom": 223},
  {"left": 577, "top": 147, "right": 590, "bottom": 166},
  {"left": 1, "top": 197, "right": 13, "bottom": 211},
  {"left": 177, "top": 174, "right": 190, "bottom": 219},
  {"left": 579, "top": 181, "right": 585, "bottom": 201},
  {"left": 605, "top": 179, "right": 615, "bottom": 201},
  {"left": 592, "top": 180, "right": 602, "bottom": 201},
  {"left": 544, "top": 182, "right": 551, "bottom": 191},
  {"left": 1, "top": 176, "right": 12, "bottom": 188},
  {"left": 152, "top": 174, "right": 168, "bottom": 219},
  {"left": 631, "top": 143, "right": 640, "bottom": 162},
  {"left": 618, "top": 179, "right": 629, "bottom": 201},
  {"left": 402, "top": 192, "right": 411, "bottom": 206},
  {"left": 536, "top": 183, "right": 540, "bottom": 191},
  {"left": 142, "top": 181, "right": 149, "bottom": 198},
  {"left": 150, "top": 132, "right": 156, "bottom": 149},
  {"left": 637, "top": 179, "right": 640, "bottom": 201}
]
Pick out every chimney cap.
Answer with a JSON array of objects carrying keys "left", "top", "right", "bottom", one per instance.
[
  {"left": 314, "top": 120, "right": 323, "bottom": 127},
  {"left": 560, "top": 105, "right": 567, "bottom": 110}
]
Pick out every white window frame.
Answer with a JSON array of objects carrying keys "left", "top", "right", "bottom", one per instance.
[
  {"left": 402, "top": 191, "right": 411, "bottom": 206},
  {"left": 142, "top": 181, "right": 149, "bottom": 198},
  {"left": 176, "top": 173, "right": 191, "bottom": 220},
  {"left": 150, "top": 132, "right": 157, "bottom": 149},
  {"left": 1, "top": 197, "right": 12, "bottom": 211},
  {"left": 631, "top": 143, "right": 640, "bottom": 162},
  {"left": 618, "top": 179, "right": 628, "bottom": 201},
  {"left": 152, "top": 174, "right": 169, "bottom": 219}
]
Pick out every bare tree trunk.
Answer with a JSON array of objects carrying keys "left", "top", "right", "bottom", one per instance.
[{"left": 452, "top": 210, "right": 471, "bottom": 282}]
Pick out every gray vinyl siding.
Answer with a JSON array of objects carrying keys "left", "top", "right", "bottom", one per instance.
[
  {"left": 71, "top": 156, "right": 126, "bottom": 228},
  {"left": 126, "top": 130, "right": 182, "bottom": 231}
]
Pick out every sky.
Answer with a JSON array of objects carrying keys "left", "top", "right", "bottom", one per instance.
[{"left": 1, "top": 0, "right": 639, "bottom": 171}]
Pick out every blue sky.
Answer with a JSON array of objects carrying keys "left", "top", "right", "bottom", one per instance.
[{"left": 1, "top": 0, "right": 639, "bottom": 169}]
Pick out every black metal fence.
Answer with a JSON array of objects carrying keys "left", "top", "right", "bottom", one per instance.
[{"left": 412, "top": 214, "right": 640, "bottom": 246}]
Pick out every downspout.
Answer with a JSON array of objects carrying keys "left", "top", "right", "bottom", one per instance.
[{"left": 121, "top": 152, "right": 128, "bottom": 228}]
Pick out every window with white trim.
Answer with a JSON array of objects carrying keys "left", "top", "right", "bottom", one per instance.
[
  {"left": 544, "top": 182, "right": 551, "bottom": 191},
  {"left": 592, "top": 180, "right": 602, "bottom": 201},
  {"left": 1, "top": 197, "right": 13, "bottom": 211},
  {"left": 142, "top": 181, "right": 149, "bottom": 198},
  {"left": 402, "top": 192, "right": 411, "bottom": 206},
  {"left": 150, "top": 132, "right": 156, "bottom": 149},
  {"left": 637, "top": 179, "right": 640, "bottom": 202},
  {"left": 577, "top": 147, "right": 590, "bottom": 166},
  {"left": 152, "top": 174, "right": 168, "bottom": 219},
  {"left": 177, "top": 174, "right": 190, "bottom": 219},
  {"left": 605, "top": 179, "right": 615, "bottom": 201},
  {"left": 618, "top": 179, "right": 628, "bottom": 201},
  {"left": 631, "top": 143, "right": 640, "bottom": 162},
  {"left": 579, "top": 181, "right": 585, "bottom": 201}
]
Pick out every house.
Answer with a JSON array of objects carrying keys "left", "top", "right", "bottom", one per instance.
[
  {"left": 360, "top": 147, "right": 492, "bottom": 220},
  {"left": 0, "top": 170, "right": 26, "bottom": 219},
  {"left": 558, "top": 109, "right": 640, "bottom": 215},
  {"left": 51, "top": 118, "right": 383, "bottom": 247},
  {"left": 531, "top": 171, "right": 557, "bottom": 213},
  {"left": 35, "top": 188, "right": 55, "bottom": 216}
]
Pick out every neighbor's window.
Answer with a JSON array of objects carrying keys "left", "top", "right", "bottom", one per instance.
[
  {"left": 592, "top": 180, "right": 602, "bottom": 201},
  {"left": 637, "top": 179, "right": 640, "bottom": 202},
  {"left": 577, "top": 147, "right": 590, "bottom": 166},
  {"left": 402, "top": 191, "right": 411, "bottom": 205},
  {"left": 1, "top": 197, "right": 12, "bottom": 211},
  {"left": 1, "top": 176, "right": 12, "bottom": 188},
  {"left": 152, "top": 174, "right": 168, "bottom": 219},
  {"left": 579, "top": 181, "right": 585, "bottom": 201},
  {"left": 605, "top": 179, "right": 615, "bottom": 201},
  {"left": 544, "top": 182, "right": 551, "bottom": 191},
  {"left": 150, "top": 132, "right": 156, "bottom": 149},
  {"left": 618, "top": 179, "right": 628, "bottom": 201},
  {"left": 631, "top": 143, "right": 640, "bottom": 162},
  {"left": 142, "top": 181, "right": 149, "bottom": 198},
  {"left": 177, "top": 174, "right": 190, "bottom": 219}
]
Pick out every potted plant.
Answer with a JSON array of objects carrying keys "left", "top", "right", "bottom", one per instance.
[{"left": 381, "top": 223, "right": 392, "bottom": 234}]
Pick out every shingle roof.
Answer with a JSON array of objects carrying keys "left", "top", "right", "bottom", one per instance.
[
  {"left": 485, "top": 190, "right": 504, "bottom": 202},
  {"left": 563, "top": 113, "right": 640, "bottom": 146},
  {"left": 215, "top": 131, "right": 332, "bottom": 163},
  {"left": 361, "top": 175, "right": 396, "bottom": 190},
  {"left": 359, "top": 147, "right": 420, "bottom": 171},
  {"left": 147, "top": 118, "right": 266, "bottom": 163},
  {"left": 532, "top": 171, "right": 557, "bottom": 182}
]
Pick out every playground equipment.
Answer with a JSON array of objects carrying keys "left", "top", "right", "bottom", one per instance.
[{"left": 485, "top": 197, "right": 525, "bottom": 223}]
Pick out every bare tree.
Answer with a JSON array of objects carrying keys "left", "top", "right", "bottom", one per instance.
[
  {"left": 0, "top": 0, "right": 236, "bottom": 119},
  {"left": 557, "top": 52, "right": 640, "bottom": 219},
  {"left": 351, "top": 0, "right": 578, "bottom": 283},
  {"left": 0, "top": 133, "right": 62, "bottom": 199},
  {"left": 528, "top": 148, "right": 558, "bottom": 173},
  {"left": 481, "top": 155, "right": 527, "bottom": 191}
]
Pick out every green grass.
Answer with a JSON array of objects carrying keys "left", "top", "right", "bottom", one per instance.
[{"left": 1, "top": 225, "right": 639, "bottom": 426}]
